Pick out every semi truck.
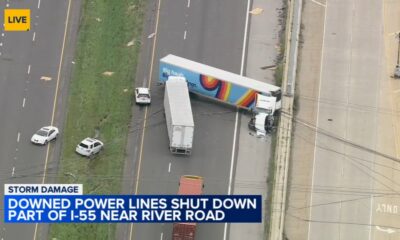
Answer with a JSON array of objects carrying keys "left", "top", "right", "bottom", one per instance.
[
  {"left": 159, "top": 54, "right": 282, "bottom": 113},
  {"left": 172, "top": 175, "right": 204, "bottom": 240},
  {"left": 164, "top": 77, "right": 194, "bottom": 155},
  {"left": 248, "top": 94, "right": 277, "bottom": 136}
]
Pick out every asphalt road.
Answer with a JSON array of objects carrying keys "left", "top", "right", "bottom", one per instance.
[
  {"left": 0, "top": 0, "right": 80, "bottom": 239},
  {"left": 119, "top": 0, "right": 249, "bottom": 239},
  {"left": 308, "top": 0, "right": 386, "bottom": 239}
]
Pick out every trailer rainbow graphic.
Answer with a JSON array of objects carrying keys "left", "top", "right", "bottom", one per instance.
[
  {"left": 200, "top": 75, "right": 256, "bottom": 107},
  {"left": 236, "top": 89, "right": 258, "bottom": 108},
  {"left": 200, "top": 75, "right": 231, "bottom": 102}
]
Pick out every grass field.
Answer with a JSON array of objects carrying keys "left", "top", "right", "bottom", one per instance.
[{"left": 50, "top": 0, "right": 145, "bottom": 239}]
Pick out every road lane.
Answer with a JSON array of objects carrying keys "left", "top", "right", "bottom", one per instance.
[
  {"left": 370, "top": 0, "right": 400, "bottom": 239},
  {"left": 0, "top": 0, "right": 78, "bottom": 239},
  {"left": 0, "top": 0, "right": 43, "bottom": 238},
  {"left": 129, "top": 0, "right": 247, "bottom": 239},
  {"left": 308, "top": 0, "right": 385, "bottom": 239}
]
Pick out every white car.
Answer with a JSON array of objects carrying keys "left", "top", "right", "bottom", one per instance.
[
  {"left": 75, "top": 138, "right": 104, "bottom": 157},
  {"left": 31, "top": 126, "right": 59, "bottom": 145},
  {"left": 135, "top": 87, "right": 151, "bottom": 104}
]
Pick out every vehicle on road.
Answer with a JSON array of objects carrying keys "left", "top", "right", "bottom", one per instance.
[
  {"left": 160, "top": 55, "right": 280, "bottom": 136},
  {"left": 395, "top": 65, "right": 400, "bottom": 78},
  {"left": 172, "top": 175, "right": 204, "bottom": 240},
  {"left": 159, "top": 54, "right": 281, "bottom": 113},
  {"left": 248, "top": 113, "right": 275, "bottom": 136},
  {"left": 75, "top": 138, "right": 104, "bottom": 157},
  {"left": 31, "top": 126, "right": 59, "bottom": 145},
  {"left": 135, "top": 87, "right": 151, "bottom": 105},
  {"left": 164, "top": 77, "right": 194, "bottom": 155},
  {"left": 248, "top": 94, "right": 277, "bottom": 135}
]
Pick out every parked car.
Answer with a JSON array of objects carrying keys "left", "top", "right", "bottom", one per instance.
[
  {"left": 75, "top": 138, "right": 104, "bottom": 157},
  {"left": 31, "top": 126, "right": 59, "bottom": 145},
  {"left": 135, "top": 87, "right": 151, "bottom": 105}
]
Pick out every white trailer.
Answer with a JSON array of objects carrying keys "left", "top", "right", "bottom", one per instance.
[
  {"left": 164, "top": 77, "right": 194, "bottom": 155},
  {"left": 159, "top": 54, "right": 282, "bottom": 112}
]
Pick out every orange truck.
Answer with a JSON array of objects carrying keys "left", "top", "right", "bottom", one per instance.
[{"left": 172, "top": 175, "right": 204, "bottom": 240}]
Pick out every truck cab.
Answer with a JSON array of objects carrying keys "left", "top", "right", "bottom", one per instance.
[
  {"left": 254, "top": 94, "right": 276, "bottom": 115},
  {"left": 248, "top": 94, "right": 277, "bottom": 136},
  {"left": 248, "top": 113, "right": 275, "bottom": 136}
]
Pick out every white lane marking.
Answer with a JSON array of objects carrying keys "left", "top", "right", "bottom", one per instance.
[
  {"left": 223, "top": 0, "right": 251, "bottom": 239},
  {"left": 184, "top": 30, "right": 187, "bottom": 40},
  {"left": 187, "top": 0, "right": 190, "bottom": 8},
  {"left": 40, "top": 76, "right": 52, "bottom": 81},
  {"left": 376, "top": 226, "right": 395, "bottom": 234},
  {"left": 37, "top": 0, "right": 41, "bottom": 9},
  {"left": 369, "top": 196, "right": 374, "bottom": 236},
  {"left": 0, "top": 43, "right": 3, "bottom": 47},
  {"left": 32, "top": 32, "right": 36, "bottom": 41},
  {"left": 308, "top": 1, "right": 328, "bottom": 240},
  {"left": 27, "top": 64, "right": 31, "bottom": 74},
  {"left": 160, "top": 232, "right": 163, "bottom": 240},
  {"left": 6, "top": 3, "right": 9, "bottom": 7},
  {"left": 239, "top": 0, "right": 251, "bottom": 73},
  {"left": 22, "top": 98, "right": 26, "bottom": 108},
  {"left": 168, "top": 162, "right": 171, "bottom": 173},
  {"left": 17, "top": 132, "right": 20, "bottom": 142},
  {"left": 12, "top": 167, "right": 15, "bottom": 177},
  {"left": 227, "top": 112, "right": 239, "bottom": 196},
  {"left": 310, "top": 0, "right": 326, "bottom": 7},
  {"left": 1, "top": 33, "right": 4, "bottom": 37}
]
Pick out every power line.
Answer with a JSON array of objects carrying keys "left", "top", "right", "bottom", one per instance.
[{"left": 286, "top": 212, "right": 400, "bottom": 230}]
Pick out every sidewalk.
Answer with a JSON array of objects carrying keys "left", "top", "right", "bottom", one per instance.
[{"left": 229, "top": 0, "right": 285, "bottom": 239}]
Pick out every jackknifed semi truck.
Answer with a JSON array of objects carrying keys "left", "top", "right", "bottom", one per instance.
[
  {"left": 164, "top": 77, "right": 194, "bottom": 155},
  {"left": 172, "top": 175, "right": 204, "bottom": 240},
  {"left": 159, "top": 54, "right": 282, "bottom": 113}
]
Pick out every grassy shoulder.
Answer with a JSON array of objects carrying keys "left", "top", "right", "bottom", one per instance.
[{"left": 50, "top": 0, "right": 144, "bottom": 239}]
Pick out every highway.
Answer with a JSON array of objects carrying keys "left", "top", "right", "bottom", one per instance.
[
  {"left": 370, "top": 0, "right": 400, "bottom": 238},
  {"left": 302, "top": 0, "right": 396, "bottom": 239},
  {"left": 0, "top": 0, "right": 80, "bottom": 239},
  {"left": 119, "top": 0, "right": 249, "bottom": 239}
]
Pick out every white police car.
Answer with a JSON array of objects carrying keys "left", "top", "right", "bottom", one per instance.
[{"left": 135, "top": 87, "right": 151, "bottom": 105}]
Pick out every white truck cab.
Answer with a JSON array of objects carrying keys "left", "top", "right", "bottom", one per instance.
[
  {"left": 248, "top": 94, "right": 277, "bottom": 135},
  {"left": 254, "top": 94, "right": 276, "bottom": 115}
]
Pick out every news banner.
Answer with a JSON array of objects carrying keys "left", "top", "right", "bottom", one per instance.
[{"left": 4, "top": 184, "right": 262, "bottom": 223}]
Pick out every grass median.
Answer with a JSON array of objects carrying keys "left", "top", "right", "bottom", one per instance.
[{"left": 50, "top": 0, "right": 145, "bottom": 239}]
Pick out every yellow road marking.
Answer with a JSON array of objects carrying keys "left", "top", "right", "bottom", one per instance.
[
  {"left": 129, "top": 0, "right": 162, "bottom": 239},
  {"left": 33, "top": 0, "right": 72, "bottom": 239}
]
